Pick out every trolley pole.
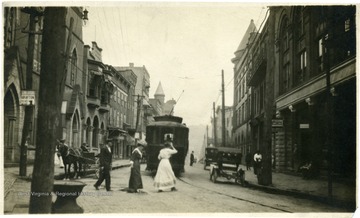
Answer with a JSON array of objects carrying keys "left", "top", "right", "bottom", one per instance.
[
  {"left": 213, "top": 102, "right": 217, "bottom": 147},
  {"left": 221, "top": 70, "right": 226, "bottom": 147}
]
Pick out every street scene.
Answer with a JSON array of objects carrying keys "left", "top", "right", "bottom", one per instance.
[
  {"left": 4, "top": 160, "right": 355, "bottom": 214},
  {"left": 2, "top": 3, "right": 357, "bottom": 216}
]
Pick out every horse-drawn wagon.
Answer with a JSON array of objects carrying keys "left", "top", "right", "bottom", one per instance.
[
  {"left": 57, "top": 141, "right": 100, "bottom": 179},
  {"left": 80, "top": 151, "right": 100, "bottom": 178}
]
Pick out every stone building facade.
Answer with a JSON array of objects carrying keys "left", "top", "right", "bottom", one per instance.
[{"left": 233, "top": 6, "right": 356, "bottom": 179}]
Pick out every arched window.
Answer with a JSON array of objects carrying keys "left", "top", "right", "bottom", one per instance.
[
  {"left": 294, "top": 7, "right": 307, "bottom": 85},
  {"left": 70, "top": 49, "right": 77, "bottom": 86},
  {"left": 279, "top": 16, "right": 291, "bottom": 94}
]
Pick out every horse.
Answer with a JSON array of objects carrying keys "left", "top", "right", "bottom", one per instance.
[{"left": 57, "top": 143, "right": 82, "bottom": 180}]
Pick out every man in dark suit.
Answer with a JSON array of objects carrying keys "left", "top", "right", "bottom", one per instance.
[{"left": 94, "top": 140, "right": 113, "bottom": 191}]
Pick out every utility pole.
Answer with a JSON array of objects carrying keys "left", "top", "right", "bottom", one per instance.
[
  {"left": 221, "top": 70, "right": 226, "bottom": 147},
  {"left": 19, "top": 7, "right": 42, "bottom": 177},
  {"left": 134, "top": 94, "right": 143, "bottom": 134},
  {"left": 29, "top": 8, "right": 73, "bottom": 213},
  {"left": 213, "top": 102, "right": 217, "bottom": 147},
  {"left": 206, "top": 125, "right": 208, "bottom": 147}
]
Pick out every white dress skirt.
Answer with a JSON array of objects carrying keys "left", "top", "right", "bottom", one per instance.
[{"left": 153, "top": 147, "right": 177, "bottom": 190}]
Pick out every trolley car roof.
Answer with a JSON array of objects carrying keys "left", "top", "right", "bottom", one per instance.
[
  {"left": 147, "top": 121, "right": 188, "bottom": 129},
  {"left": 209, "top": 147, "right": 242, "bottom": 154}
]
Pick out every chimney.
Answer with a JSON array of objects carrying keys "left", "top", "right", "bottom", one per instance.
[{"left": 129, "top": 63, "right": 134, "bottom": 67}]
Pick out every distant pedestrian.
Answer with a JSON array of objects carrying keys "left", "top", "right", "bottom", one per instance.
[
  {"left": 154, "top": 135, "right": 178, "bottom": 192},
  {"left": 253, "top": 150, "right": 262, "bottom": 175},
  {"left": 94, "top": 141, "right": 112, "bottom": 191},
  {"left": 293, "top": 144, "right": 300, "bottom": 172},
  {"left": 128, "top": 142, "right": 145, "bottom": 193},
  {"left": 190, "top": 151, "right": 195, "bottom": 166},
  {"left": 235, "top": 152, "right": 243, "bottom": 170},
  {"left": 245, "top": 151, "right": 252, "bottom": 171}
]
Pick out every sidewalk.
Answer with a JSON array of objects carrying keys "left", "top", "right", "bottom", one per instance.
[
  {"left": 3, "top": 159, "right": 131, "bottom": 214},
  {"left": 240, "top": 164, "right": 356, "bottom": 210},
  {"left": 3, "top": 160, "right": 356, "bottom": 213}
]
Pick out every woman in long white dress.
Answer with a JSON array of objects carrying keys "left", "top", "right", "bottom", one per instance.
[{"left": 154, "top": 140, "right": 178, "bottom": 192}]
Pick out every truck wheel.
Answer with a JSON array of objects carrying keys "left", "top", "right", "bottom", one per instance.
[{"left": 212, "top": 170, "right": 218, "bottom": 183}]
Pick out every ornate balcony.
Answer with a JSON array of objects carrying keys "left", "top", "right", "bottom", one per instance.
[
  {"left": 87, "top": 96, "right": 100, "bottom": 108},
  {"left": 98, "top": 103, "right": 110, "bottom": 113}
]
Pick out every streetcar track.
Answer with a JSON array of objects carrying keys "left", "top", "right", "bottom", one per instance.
[{"left": 177, "top": 177, "right": 292, "bottom": 213}]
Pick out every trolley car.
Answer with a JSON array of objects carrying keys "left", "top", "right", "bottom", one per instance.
[{"left": 145, "top": 115, "right": 189, "bottom": 176}]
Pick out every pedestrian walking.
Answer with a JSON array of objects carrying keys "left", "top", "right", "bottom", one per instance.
[
  {"left": 154, "top": 135, "right": 178, "bottom": 192},
  {"left": 128, "top": 142, "right": 145, "bottom": 193},
  {"left": 190, "top": 151, "right": 195, "bottom": 166},
  {"left": 245, "top": 151, "right": 252, "bottom": 171},
  {"left": 235, "top": 152, "right": 242, "bottom": 170},
  {"left": 94, "top": 140, "right": 112, "bottom": 191},
  {"left": 253, "top": 150, "right": 262, "bottom": 175}
]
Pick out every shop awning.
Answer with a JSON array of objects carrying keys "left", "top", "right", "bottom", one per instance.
[{"left": 108, "top": 127, "right": 127, "bottom": 138}]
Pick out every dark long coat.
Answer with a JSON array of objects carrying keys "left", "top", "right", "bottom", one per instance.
[{"left": 128, "top": 148, "right": 143, "bottom": 191}]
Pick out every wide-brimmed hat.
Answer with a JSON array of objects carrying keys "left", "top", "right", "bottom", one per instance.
[{"left": 59, "top": 138, "right": 65, "bottom": 143}]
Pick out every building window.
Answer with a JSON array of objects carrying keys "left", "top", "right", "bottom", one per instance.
[
  {"left": 300, "top": 50, "right": 307, "bottom": 70},
  {"left": 242, "top": 80, "right": 245, "bottom": 98},
  {"left": 70, "top": 49, "right": 77, "bottom": 86},
  {"left": 283, "top": 62, "right": 290, "bottom": 91},
  {"left": 295, "top": 7, "right": 305, "bottom": 38},
  {"left": 279, "top": 17, "right": 291, "bottom": 93},
  {"left": 296, "top": 50, "right": 307, "bottom": 84},
  {"left": 344, "top": 18, "right": 351, "bottom": 32},
  {"left": 239, "top": 84, "right": 242, "bottom": 101},
  {"left": 259, "top": 83, "right": 264, "bottom": 111}
]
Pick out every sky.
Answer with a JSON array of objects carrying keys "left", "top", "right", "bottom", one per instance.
[{"left": 82, "top": 2, "right": 268, "bottom": 127}]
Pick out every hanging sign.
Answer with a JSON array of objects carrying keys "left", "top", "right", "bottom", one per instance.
[
  {"left": 272, "top": 119, "right": 283, "bottom": 128},
  {"left": 20, "top": 91, "right": 36, "bottom": 106},
  {"left": 300, "top": 124, "right": 310, "bottom": 129}
]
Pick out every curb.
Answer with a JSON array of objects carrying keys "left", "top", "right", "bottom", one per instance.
[
  {"left": 246, "top": 181, "right": 355, "bottom": 210},
  {"left": 4, "top": 178, "right": 17, "bottom": 199}
]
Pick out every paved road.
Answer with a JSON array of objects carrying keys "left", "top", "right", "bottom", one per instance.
[
  {"left": 3, "top": 162, "right": 354, "bottom": 215},
  {"left": 74, "top": 163, "right": 350, "bottom": 213}
]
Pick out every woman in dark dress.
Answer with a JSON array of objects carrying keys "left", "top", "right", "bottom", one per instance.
[{"left": 128, "top": 143, "right": 145, "bottom": 193}]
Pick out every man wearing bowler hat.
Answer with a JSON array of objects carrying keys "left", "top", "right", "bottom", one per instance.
[{"left": 94, "top": 139, "right": 113, "bottom": 191}]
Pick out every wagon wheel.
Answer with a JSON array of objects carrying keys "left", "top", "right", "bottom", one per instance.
[{"left": 82, "top": 163, "right": 90, "bottom": 176}]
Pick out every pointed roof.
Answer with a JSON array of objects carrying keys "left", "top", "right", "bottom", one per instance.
[
  {"left": 235, "top": 19, "right": 257, "bottom": 53},
  {"left": 154, "top": 82, "right": 165, "bottom": 96}
]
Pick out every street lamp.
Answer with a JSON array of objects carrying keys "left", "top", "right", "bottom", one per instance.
[{"left": 82, "top": 8, "right": 89, "bottom": 26}]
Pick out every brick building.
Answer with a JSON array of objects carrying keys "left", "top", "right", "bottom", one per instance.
[{"left": 233, "top": 6, "right": 356, "bottom": 180}]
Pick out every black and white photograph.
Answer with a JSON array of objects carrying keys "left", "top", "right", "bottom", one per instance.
[{"left": 2, "top": 1, "right": 358, "bottom": 217}]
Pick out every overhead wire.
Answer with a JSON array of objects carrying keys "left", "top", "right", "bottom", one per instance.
[{"left": 116, "top": 7, "right": 127, "bottom": 62}]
